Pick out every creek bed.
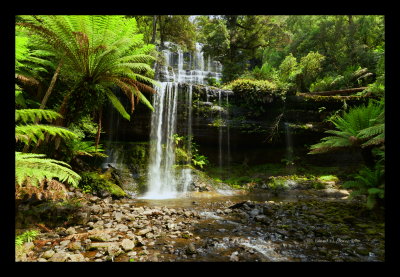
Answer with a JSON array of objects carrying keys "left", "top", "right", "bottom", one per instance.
[{"left": 16, "top": 189, "right": 384, "bottom": 262}]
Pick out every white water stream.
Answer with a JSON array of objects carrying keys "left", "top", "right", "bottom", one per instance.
[{"left": 142, "top": 42, "right": 223, "bottom": 199}]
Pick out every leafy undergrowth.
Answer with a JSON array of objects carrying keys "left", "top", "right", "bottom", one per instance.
[{"left": 204, "top": 162, "right": 359, "bottom": 192}]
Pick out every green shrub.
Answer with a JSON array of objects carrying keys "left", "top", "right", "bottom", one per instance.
[
  {"left": 15, "top": 229, "right": 40, "bottom": 246},
  {"left": 343, "top": 163, "right": 384, "bottom": 209}
]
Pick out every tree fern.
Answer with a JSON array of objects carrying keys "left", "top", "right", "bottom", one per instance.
[
  {"left": 16, "top": 152, "right": 81, "bottom": 187},
  {"left": 18, "top": 15, "right": 158, "bottom": 129},
  {"left": 309, "top": 100, "right": 384, "bottom": 154}
]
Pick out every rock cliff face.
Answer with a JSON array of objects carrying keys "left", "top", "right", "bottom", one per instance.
[
  {"left": 102, "top": 85, "right": 373, "bottom": 166},
  {"left": 101, "top": 41, "right": 372, "bottom": 167}
]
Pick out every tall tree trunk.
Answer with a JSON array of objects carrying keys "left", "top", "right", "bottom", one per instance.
[
  {"left": 347, "top": 15, "right": 356, "bottom": 65},
  {"left": 39, "top": 60, "right": 63, "bottom": 110},
  {"left": 95, "top": 108, "right": 102, "bottom": 151},
  {"left": 151, "top": 15, "right": 158, "bottom": 44}
]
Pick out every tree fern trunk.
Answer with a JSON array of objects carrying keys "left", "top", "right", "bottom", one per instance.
[{"left": 53, "top": 90, "right": 73, "bottom": 150}]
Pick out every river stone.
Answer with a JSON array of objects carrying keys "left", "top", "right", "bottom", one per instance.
[
  {"left": 68, "top": 253, "right": 85, "bottom": 262},
  {"left": 48, "top": 252, "right": 70, "bottom": 262},
  {"left": 90, "top": 205, "right": 102, "bottom": 214},
  {"left": 23, "top": 242, "right": 35, "bottom": 251},
  {"left": 66, "top": 227, "right": 77, "bottom": 235},
  {"left": 42, "top": 249, "right": 55, "bottom": 259},
  {"left": 88, "top": 242, "right": 119, "bottom": 250},
  {"left": 121, "top": 239, "right": 135, "bottom": 252},
  {"left": 230, "top": 251, "right": 239, "bottom": 262},
  {"left": 67, "top": 241, "right": 82, "bottom": 251},
  {"left": 114, "top": 211, "right": 124, "bottom": 222},
  {"left": 107, "top": 244, "right": 123, "bottom": 257},
  {"left": 89, "top": 232, "right": 111, "bottom": 242},
  {"left": 115, "top": 223, "right": 129, "bottom": 232},
  {"left": 137, "top": 228, "right": 152, "bottom": 236},
  {"left": 59, "top": 240, "right": 71, "bottom": 248}
]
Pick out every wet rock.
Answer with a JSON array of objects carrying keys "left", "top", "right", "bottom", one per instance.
[
  {"left": 230, "top": 251, "right": 239, "bottom": 262},
  {"left": 186, "top": 243, "right": 197, "bottom": 255}
]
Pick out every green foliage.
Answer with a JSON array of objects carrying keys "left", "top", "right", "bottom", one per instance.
[
  {"left": 343, "top": 163, "right": 384, "bottom": 209},
  {"left": 15, "top": 92, "right": 80, "bottom": 187},
  {"left": 15, "top": 229, "right": 40, "bottom": 246},
  {"left": 309, "top": 100, "right": 384, "bottom": 154},
  {"left": 15, "top": 108, "right": 78, "bottom": 146},
  {"left": 16, "top": 152, "right": 81, "bottom": 187},
  {"left": 278, "top": 53, "right": 301, "bottom": 85},
  {"left": 191, "top": 153, "right": 209, "bottom": 169},
  {"left": 18, "top": 15, "right": 158, "bottom": 124},
  {"left": 15, "top": 109, "right": 61, "bottom": 123}
]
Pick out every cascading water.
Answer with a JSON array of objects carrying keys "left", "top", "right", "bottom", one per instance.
[
  {"left": 142, "top": 42, "right": 223, "bottom": 199},
  {"left": 284, "top": 122, "right": 295, "bottom": 173}
]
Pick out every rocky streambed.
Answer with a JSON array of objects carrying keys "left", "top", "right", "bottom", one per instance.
[{"left": 15, "top": 188, "right": 384, "bottom": 262}]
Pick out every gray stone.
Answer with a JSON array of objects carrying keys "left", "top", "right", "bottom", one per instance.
[
  {"left": 230, "top": 251, "right": 239, "bottom": 262},
  {"left": 88, "top": 242, "right": 119, "bottom": 250},
  {"left": 137, "top": 228, "right": 152, "bottom": 236},
  {"left": 107, "top": 244, "right": 123, "bottom": 257},
  {"left": 67, "top": 241, "right": 82, "bottom": 251},
  {"left": 42, "top": 249, "right": 55, "bottom": 259},
  {"left": 48, "top": 252, "right": 70, "bottom": 262},
  {"left": 68, "top": 253, "right": 85, "bottom": 262},
  {"left": 66, "top": 227, "right": 77, "bottom": 235},
  {"left": 121, "top": 239, "right": 135, "bottom": 252},
  {"left": 89, "top": 231, "right": 111, "bottom": 242},
  {"left": 115, "top": 223, "right": 129, "bottom": 232},
  {"left": 59, "top": 240, "right": 71, "bottom": 248}
]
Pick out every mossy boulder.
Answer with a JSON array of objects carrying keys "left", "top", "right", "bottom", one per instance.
[{"left": 78, "top": 171, "right": 127, "bottom": 198}]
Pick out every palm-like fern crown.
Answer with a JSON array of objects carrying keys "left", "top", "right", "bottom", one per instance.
[
  {"left": 18, "top": 15, "right": 159, "bottom": 120},
  {"left": 309, "top": 100, "right": 384, "bottom": 154}
]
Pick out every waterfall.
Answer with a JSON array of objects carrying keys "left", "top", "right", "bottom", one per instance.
[
  {"left": 142, "top": 42, "right": 223, "bottom": 199},
  {"left": 143, "top": 82, "right": 178, "bottom": 199},
  {"left": 182, "top": 85, "right": 193, "bottom": 192},
  {"left": 226, "top": 93, "right": 231, "bottom": 170},
  {"left": 218, "top": 90, "right": 223, "bottom": 172},
  {"left": 284, "top": 122, "right": 295, "bottom": 173}
]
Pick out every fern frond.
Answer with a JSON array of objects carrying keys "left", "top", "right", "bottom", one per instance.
[
  {"left": 104, "top": 89, "right": 130, "bottom": 120},
  {"left": 16, "top": 124, "right": 78, "bottom": 145},
  {"left": 15, "top": 109, "right": 62, "bottom": 123},
  {"left": 16, "top": 152, "right": 81, "bottom": 187}
]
